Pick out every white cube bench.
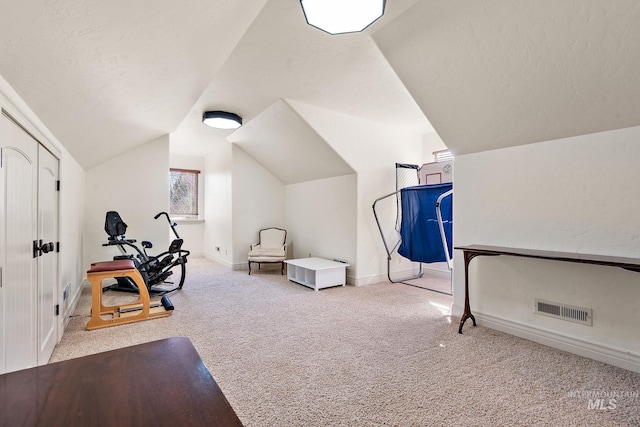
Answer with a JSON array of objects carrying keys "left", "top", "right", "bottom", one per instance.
[{"left": 284, "top": 257, "right": 349, "bottom": 291}]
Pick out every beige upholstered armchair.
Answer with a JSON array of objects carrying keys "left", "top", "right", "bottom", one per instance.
[{"left": 248, "top": 227, "right": 287, "bottom": 275}]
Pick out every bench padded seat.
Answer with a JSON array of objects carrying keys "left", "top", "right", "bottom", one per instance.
[{"left": 88, "top": 259, "right": 136, "bottom": 273}]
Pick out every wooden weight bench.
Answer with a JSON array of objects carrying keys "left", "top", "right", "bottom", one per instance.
[{"left": 86, "top": 259, "right": 174, "bottom": 330}]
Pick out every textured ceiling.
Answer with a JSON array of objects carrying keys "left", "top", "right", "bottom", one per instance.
[
  {"left": 1, "top": 0, "right": 639, "bottom": 173},
  {"left": 374, "top": 0, "right": 640, "bottom": 155},
  {"left": 228, "top": 100, "right": 354, "bottom": 185},
  {"left": 0, "top": 0, "right": 268, "bottom": 168}
]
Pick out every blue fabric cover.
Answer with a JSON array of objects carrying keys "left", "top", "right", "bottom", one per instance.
[{"left": 398, "top": 183, "right": 453, "bottom": 263}]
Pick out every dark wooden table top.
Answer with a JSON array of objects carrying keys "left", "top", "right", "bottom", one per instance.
[
  {"left": 455, "top": 244, "right": 640, "bottom": 270},
  {"left": 0, "top": 336, "right": 243, "bottom": 426}
]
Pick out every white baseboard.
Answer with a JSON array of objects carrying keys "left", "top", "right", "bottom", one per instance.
[
  {"left": 202, "top": 254, "right": 284, "bottom": 272},
  {"left": 460, "top": 309, "right": 640, "bottom": 373},
  {"left": 352, "top": 273, "right": 387, "bottom": 286},
  {"left": 203, "top": 253, "right": 237, "bottom": 269},
  {"left": 352, "top": 267, "right": 451, "bottom": 287},
  {"left": 198, "top": 258, "right": 449, "bottom": 288},
  {"left": 58, "top": 280, "right": 86, "bottom": 340}
]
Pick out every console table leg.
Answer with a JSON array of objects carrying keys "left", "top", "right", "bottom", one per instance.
[
  {"left": 458, "top": 312, "right": 476, "bottom": 334},
  {"left": 458, "top": 251, "right": 478, "bottom": 334}
]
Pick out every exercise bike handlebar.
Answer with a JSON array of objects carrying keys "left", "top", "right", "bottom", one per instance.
[
  {"left": 154, "top": 211, "right": 180, "bottom": 239},
  {"left": 154, "top": 212, "right": 169, "bottom": 221}
]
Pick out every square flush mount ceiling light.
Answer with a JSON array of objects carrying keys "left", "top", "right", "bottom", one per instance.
[
  {"left": 202, "top": 111, "right": 242, "bottom": 130},
  {"left": 300, "top": 0, "right": 385, "bottom": 35}
]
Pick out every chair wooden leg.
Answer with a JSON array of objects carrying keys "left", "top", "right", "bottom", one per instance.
[{"left": 248, "top": 260, "right": 286, "bottom": 275}]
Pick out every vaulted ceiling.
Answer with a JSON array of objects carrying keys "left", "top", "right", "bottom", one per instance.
[{"left": 1, "top": 0, "right": 638, "bottom": 171}]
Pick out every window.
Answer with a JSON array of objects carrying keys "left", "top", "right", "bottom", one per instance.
[
  {"left": 433, "top": 149, "right": 453, "bottom": 162},
  {"left": 169, "top": 168, "right": 200, "bottom": 218}
]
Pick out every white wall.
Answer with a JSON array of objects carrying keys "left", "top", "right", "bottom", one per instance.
[
  {"left": 194, "top": 103, "right": 447, "bottom": 284},
  {"left": 288, "top": 101, "right": 426, "bottom": 284},
  {"left": 285, "top": 174, "right": 356, "bottom": 278},
  {"left": 203, "top": 143, "right": 233, "bottom": 266},
  {"left": 84, "top": 135, "right": 170, "bottom": 269},
  {"left": 423, "top": 131, "right": 446, "bottom": 163},
  {"left": 169, "top": 153, "right": 204, "bottom": 256},
  {"left": 231, "top": 145, "right": 285, "bottom": 269},
  {"left": 59, "top": 151, "right": 85, "bottom": 334},
  {"left": 453, "top": 126, "right": 640, "bottom": 371},
  {"left": 203, "top": 144, "right": 233, "bottom": 267}
]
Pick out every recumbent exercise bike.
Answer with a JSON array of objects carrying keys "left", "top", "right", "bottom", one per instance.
[{"left": 102, "top": 211, "right": 190, "bottom": 296}]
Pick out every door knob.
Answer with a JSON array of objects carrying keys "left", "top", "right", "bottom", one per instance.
[{"left": 33, "top": 240, "right": 55, "bottom": 257}]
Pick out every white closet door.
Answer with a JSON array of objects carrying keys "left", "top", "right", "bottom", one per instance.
[
  {"left": 37, "top": 145, "right": 58, "bottom": 365},
  {"left": 0, "top": 113, "right": 38, "bottom": 374}
]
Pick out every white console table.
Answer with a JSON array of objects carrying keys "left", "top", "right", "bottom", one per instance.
[{"left": 284, "top": 257, "right": 349, "bottom": 291}]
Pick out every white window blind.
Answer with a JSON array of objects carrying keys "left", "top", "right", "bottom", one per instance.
[
  {"left": 434, "top": 150, "right": 453, "bottom": 162},
  {"left": 169, "top": 168, "right": 200, "bottom": 217}
]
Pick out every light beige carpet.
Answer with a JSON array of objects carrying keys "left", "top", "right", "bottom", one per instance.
[
  {"left": 51, "top": 257, "right": 639, "bottom": 426},
  {"left": 393, "top": 270, "right": 452, "bottom": 295}
]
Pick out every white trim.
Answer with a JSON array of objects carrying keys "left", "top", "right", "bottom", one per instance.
[
  {"left": 353, "top": 273, "right": 388, "bottom": 286},
  {"left": 204, "top": 253, "right": 234, "bottom": 269},
  {"left": 468, "top": 310, "right": 640, "bottom": 373},
  {"left": 174, "top": 219, "right": 204, "bottom": 225},
  {"left": 353, "top": 266, "right": 451, "bottom": 287},
  {"left": 64, "top": 280, "right": 90, "bottom": 331},
  {"left": 232, "top": 261, "right": 250, "bottom": 271}
]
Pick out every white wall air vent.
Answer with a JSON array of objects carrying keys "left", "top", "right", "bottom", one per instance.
[{"left": 535, "top": 299, "right": 593, "bottom": 326}]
